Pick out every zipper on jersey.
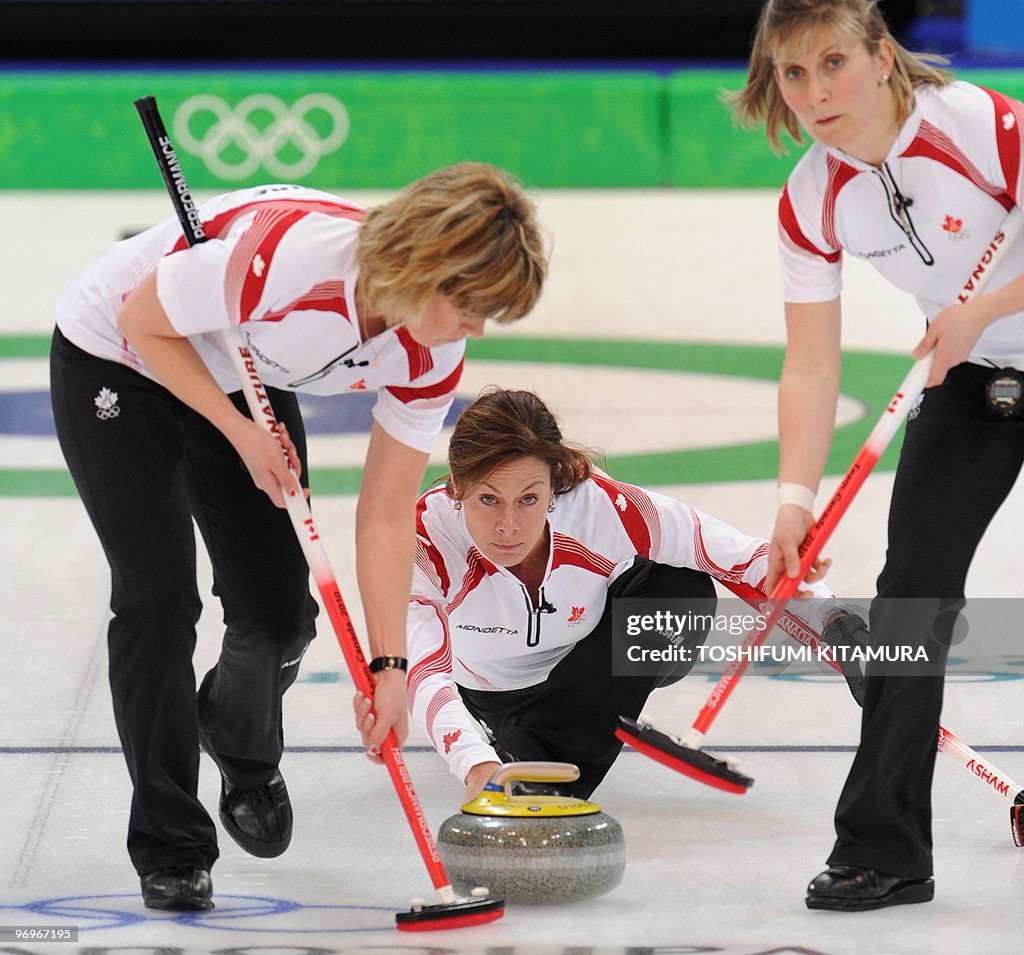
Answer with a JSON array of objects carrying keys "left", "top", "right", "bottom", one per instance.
[
  {"left": 520, "top": 585, "right": 556, "bottom": 648},
  {"left": 878, "top": 163, "right": 934, "bottom": 265},
  {"left": 520, "top": 588, "right": 539, "bottom": 647}
]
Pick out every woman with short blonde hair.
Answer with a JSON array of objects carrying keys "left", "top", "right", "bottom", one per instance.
[
  {"left": 358, "top": 162, "right": 546, "bottom": 325},
  {"left": 50, "top": 163, "right": 547, "bottom": 910}
]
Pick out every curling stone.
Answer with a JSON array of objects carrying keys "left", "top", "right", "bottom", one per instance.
[{"left": 437, "top": 762, "right": 625, "bottom": 905}]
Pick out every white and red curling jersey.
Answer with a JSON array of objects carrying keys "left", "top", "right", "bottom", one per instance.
[
  {"left": 407, "top": 474, "right": 838, "bottom": 783},
  {"left": 779, "top": 81, "right": 1024, "bottom": 370},
  {"left": 55, "top": 184, "right": 464, "bottom": 452}
]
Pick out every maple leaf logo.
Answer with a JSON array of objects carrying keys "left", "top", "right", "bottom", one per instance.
[
  {"left": 1003, "top": 111, "right": 1016, "bottom": 132},
  {"left": 349, "top": 379, "right": 367, "bottom": 390},
  {"left": 568, "top": 606, "right": 586, "bottom": 623},
  {"left": 443, "top": 729, "right": 462, "bottom": 754},
  {"left": 942, "top": 215, "right": 963, "bottom": 234},
  {"left": 94, "top": 387, "right": 118, "bottom": 411},
  {"left": 252, "top": 254, "right": 265, "bottom": 277},
  {"left": 615, "top": 493, "right": 628, "bottom": 512},
  {"left": 93, "top": 387, "right": 121, "bottom": 419}
]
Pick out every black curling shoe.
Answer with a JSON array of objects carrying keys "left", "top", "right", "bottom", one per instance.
[
  {"left": 141, "top": 866, "right": 214, "bottom": 911},
  {"left": 805, "top": 865, "right": 934, "bottom": 911},
  {"left": 219, "top": 770, "right": 293, "bottom": 858}
]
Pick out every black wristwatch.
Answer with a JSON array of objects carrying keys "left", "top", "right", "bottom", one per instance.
[{"left": 369, "top": 655, "right": 408, "bottom": 673}]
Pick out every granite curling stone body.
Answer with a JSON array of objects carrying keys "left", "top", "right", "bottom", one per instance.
[{"left": 437, "top": 762, "right": 626, "bottom": 904}]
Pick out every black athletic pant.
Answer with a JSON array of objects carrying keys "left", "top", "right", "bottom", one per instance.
[
  {"left": 459, "top": 558, "right": 717, "bottom": 799},
  {"left": 50, "top": 329, "right": 317, "bottom": 875},
  {"left": 828, "top": 362, "right": 1024, "bottom": 879}
]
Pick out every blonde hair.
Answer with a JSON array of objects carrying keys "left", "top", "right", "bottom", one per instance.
[
  {"left": 356, "top": 162, "right": 547, "bottom": 325},
  {"left": 727, "top": 0, "right": 953, "bottom": 153},
  {"left": 445, "top": 388, "right": 594, "bottom": 500}
]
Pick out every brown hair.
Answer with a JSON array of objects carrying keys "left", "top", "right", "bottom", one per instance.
[
  {"left": 727, "top": 0, "right": 953, "bottom": 153},
  {"left": 445, "top": 388, "right": 594, "bottom": 500},
  {"left": 356, "top": 162, "right": 547, "bottom": 325}
]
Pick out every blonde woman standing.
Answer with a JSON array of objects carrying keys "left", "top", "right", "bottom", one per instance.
[
  {"left": 50, "top": 164, "right": 547, "bottom": 910},
  {"left": 734, "top": 0, "right": 1024, "bottom": 911}
]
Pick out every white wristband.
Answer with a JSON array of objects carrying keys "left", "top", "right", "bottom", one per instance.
[{"left": 778, "top": 482, "right": 816, "bottom": 512}]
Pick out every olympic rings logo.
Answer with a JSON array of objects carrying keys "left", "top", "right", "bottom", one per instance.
[{"left": 172, "top": 93, "right": 350, "bottom": 181}]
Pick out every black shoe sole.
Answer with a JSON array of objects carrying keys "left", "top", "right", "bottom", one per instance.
[
  {"left": 806, "top": 879, "right": 934, "bottom": 911},
  {"left": 143, "top": 896, "right": 215, "bottom": 912},
  {"left": 200, "top": 727, "right": 292, "bottom": 858},
  {"left": 219, "top": 783, "right": 292, "bottom": 859}
]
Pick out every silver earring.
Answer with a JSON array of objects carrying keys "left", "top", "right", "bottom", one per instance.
[
  {"left": 880, "top": 73, "right": 889, "bottom": 83},
  {"left": 547, "top": 499, "right": 556, "bottom": 513},
  {"left": 453, "top": 500, "right": 462, "bottom": 511}
]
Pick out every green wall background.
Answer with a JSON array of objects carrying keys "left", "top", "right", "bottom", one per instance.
[{"left": 3, "top": 69, "right": 1022, "bottom": 190}]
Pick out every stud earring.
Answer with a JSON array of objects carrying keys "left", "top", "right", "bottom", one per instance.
[
  {"left": 547, "top": 499, "right": 556, "bottom": 513},
  {"left": 880, "top": 73, "right": 889, "bottom": 84},
  {"left": 453, "top": 500, "right": 462, "bottom": 511}
]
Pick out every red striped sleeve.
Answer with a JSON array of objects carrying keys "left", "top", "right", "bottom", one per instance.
[
  {"left": 170, "top": 197, "right": 365, "bottom": 253},
  {"left": 425, "top": 686, "right": 461, "bottom": 741},
  {"left": 407, "top": 597, "right": 453, "bottom": 700},
  {"left": 591, "top": 474, "right": 658, "bottom": 557},
  {"left": 386, "top": 358, "right": 464, "bottom": 405},
  {"left": 780, "top": 183, "right": 842, "bottom": 264},
  {"left": 395, "top": 326, "right": 434, "bottom": 380},
  {"left": 549, "top": 532, "right": 617, "bottom": 577},
  {"left": 260, "top": 280, "right": 349, "bottom": 324},
  {"left": 821, "top": 155, "right": 860, "bottom": 250},
  {"left": 689, "top": 507, "right": 768, "bottom": 584},
  {"left": 978, "top": 86, "right": 1024, "bottom": 207},
  {"left": 446, "top": 549, "right": 498, "bottom": 614},
  {"left": 415, "top": 490, "right": 452, "bottom": 596},
  {"left": 901, "top": 116, "right": 1013, "bottom": 210},
  {"left": 416, "top": 488, "right": 443, "bottom": 534},
  {"left": 414, "top": 543, "right": 449, "bottom": 597},
  {"left": 227, "top": 208, "right": 308, "bottom": 323}
]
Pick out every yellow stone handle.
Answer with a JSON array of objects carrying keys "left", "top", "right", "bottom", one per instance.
[{"left": 488, "top": 761, "right": 580, "bottom": 787}]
